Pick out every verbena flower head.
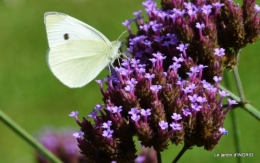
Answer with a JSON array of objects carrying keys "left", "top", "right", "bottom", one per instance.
[
  {"left": 71, "top": 54, "right": 234, "bottom": 162},
  {"left": 126, "top": 0, "right": 260, "bottom": 72},
  {"left": 70, "top": 0, "right": 260, "bottom": 162},
  {"left": 35, "top": 127, "right": 85, "bottom": 163}
]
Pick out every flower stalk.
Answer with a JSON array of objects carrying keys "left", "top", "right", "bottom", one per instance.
[{"left": 0, "top": 109, "right": 62, "bottom": 163}]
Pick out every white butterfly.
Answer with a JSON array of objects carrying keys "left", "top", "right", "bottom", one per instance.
[{"left": 44, "top": 12, "right": 122, "bottom": 88}]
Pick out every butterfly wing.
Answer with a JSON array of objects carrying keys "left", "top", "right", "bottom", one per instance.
[
  {"left": 48, "top": 40, "right": 110, "bottom": 87},
  {"left": 44, "top": 12, "right": 111, "bottom": 48},
  {"left": 44, "top": 12, "right": 112, "bottom": 88}
]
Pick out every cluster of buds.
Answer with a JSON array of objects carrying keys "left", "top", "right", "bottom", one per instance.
[
  {"left": 35, "top": 128, "right": 85, "bottom": 163},
  {"left": 69, "top": 0, "right": 260, "bottom": 162}
]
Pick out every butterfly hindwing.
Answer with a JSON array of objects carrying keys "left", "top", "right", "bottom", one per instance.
[{"left": 48, "top": 40, "right": 110, "bottom": 88}]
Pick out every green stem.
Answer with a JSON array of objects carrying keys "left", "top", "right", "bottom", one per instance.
[
  {"left": 172, "top": 144, "right": 190, "bottom": 163},
  {"left": 232, "top": 66, "right": 246, "bottom": 103},
  {"left": 157, "top": 151, "right": 162, "bottom": 163},
  {"left": 223, "top": 71, "right": 242, "bottom": 163},
  {"left": 0, "top": 109, "right": 62, "bottom": 163},
  {"left": 219, "top": 85, "right": 260, "bottom": 121}
]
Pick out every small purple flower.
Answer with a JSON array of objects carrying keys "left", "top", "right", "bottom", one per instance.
[
  {"left": 102, "top": 121, "right": 112, "bottom": 129},
  {"left": 182, "top": 87, "right": 192, "bottom": 94},
  {"left": 197, "top": 64, "right": 208, "bottom": 70},
  {"left": 188, "top": 94, "right": 198, "bottom": 103},
  {"left": 128, "top": 108, "right": 140, "bottom": 115},
  {"left": 141, "top": 108, "right": 151, "bottom": 116},
  {"left": 190, "top": 66, "right": 200, "bottom": 74},
  {"left": 131, "top": 58, "right": 141, "bottom": 68},
  {"left": 150, "top": 85, "right": 162, "bottom": 93},
  {"left": 214, "top": 48, "right": 225, "bottom": 57},
  {"left": 72, "top": 131, "right": 84, "bottom": 138},
  {"left": 138, "top": 67, "right": 146, "bottom": 74},
  {"left": 159, "top": 120, "right": 168, "bottom": 130},
  {"left": 228, "top": 98, "right": 238, "bottom": 105},
  {"left": 170, "top": 122, "right": 182, "bottom": 130},
  {"left": 169, "top": 62, "right": 181, "bottom": 70},
  {"left": 183, "top": 108, "right": 192, "bottom": 116},
  {"left": 154, "top": 36, "right": 164, "bottom": 42},
  {"left": 111, "top": 106, "right": 123, "bottom": 114},
  {"left": 162, "top": 41, "right": 170, "bottom": 47},
  {"left": 202, "top": 80, "right": 216, "bottom": 92},
  {"left": 212, "top": 2, "right": 225, "bottom": 9},
  {"left": 191, "top": 103, "right": 202, "bottom": 111},
  {"left": 171, "top": 113, "right": 182, "bottom": 120},
  {"left": 140, "top": 24, "right": 149, "bottom": 32},
  {"left": 187, "top": 83, "right": 197, "bottom": 91},
  {"left": 95, "top": 79, "right": 103, "bottom": 84},
  {"left": 133, "top": 10, "right": 142, "bottom": 16},
  {"left": 195, "top": 22, "right": 205, "bottom": 29},
  {"left": 196, "top": 22, "right": 205, "bottom": 39},
  {"left": 176, "top": 43, "right": 189, "bottom": 52},
  {"left": 69, "top": 111, "right": 78, "bottom": 118},
  {"left": 131, "top": 114, "right": 141, "bottom": 122},
  {"left": 254, "top": 4, "right": 260, "bottom": 13},
  {"left": 102, "top": 129, "right": 114, "bottom": 139},
  {"left": 149, "top": 58, "right": 157, "bottom": 65},
  {"left": 115, "top": 67, "right": 131, "bottom": 76},
  {"left": 152, "top": 23, "right": 163, "bottom": 32},
  {"left": 196, "top": 96, "right": 207, "bottom": 103},
  {"left": 172, "top": 56, "right": 184, "bottom": 63},
  {"left": 176, "top": 80, "right": 186, "bottom": 86},
  {"left": 152, "top": 52, "right": 166, "bottom": 60},
  {"left": 213, "top": 76, "right": 222, "bottom": 82},
  {"left": 125, "top": 84, "right": 135, "bottom": 92},
  {"left": 224, "top": 98, "right": 238, "bottom": 114},
  {"left": 126, "top": 78, "right": 138, "bottom": 85},
  {"left": 201, "top": 5, "right": 212, "bottom": 15},
  {"left": 135, "top": 156, "right": 146, "bottom": 163},
  {"left": 106, "top": 106, "right": 113, "bottom": 112},
  {"left": 94, "top": 104, "right": 104, "bottom": 111},
  {"left": 121, "top": 59, "right": 130, "bottom": 67},
  {"left": 145, "top": 73, "right": 155, "bottom": 80},
  {"left": 184, "top": 2, "right": 195, "bottom": 10},
  {"left": 219, "top": 90, "right": 229, "bottom": 97},
  {"left": 144, "top": 40, "right": 152, "bottom": 46},
  {"left": 88, "top": 111, "right": 97, "bottom": 118},
  {"left": 122, "top": 19, "right": 132, "bottom": 27},
  {"left": 219, "top": 127, "right": 228, "bottom": 135}
]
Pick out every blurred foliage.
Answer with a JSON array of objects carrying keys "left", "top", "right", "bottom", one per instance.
[{"left": 0, "top": 0, "right": 259, "bottom": 163}]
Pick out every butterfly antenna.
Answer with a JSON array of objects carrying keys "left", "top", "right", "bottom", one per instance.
[
  {"left": 108, "top": 65, "right": 112, "bottom": 75},
  {"left": 117, "top": 30, "right": 127, "bottom": 41}
]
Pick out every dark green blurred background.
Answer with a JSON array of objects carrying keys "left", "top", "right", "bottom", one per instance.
[{"left": 0, "top": 0, "right": 259, "bottom": 162}]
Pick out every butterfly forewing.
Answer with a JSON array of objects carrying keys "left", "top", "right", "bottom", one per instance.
[
  {"left": 44, "top": 12, "right": 111, "bottom": 48},
  {"left": 44, "top": 12, "right": 115, "bottom": 88}
]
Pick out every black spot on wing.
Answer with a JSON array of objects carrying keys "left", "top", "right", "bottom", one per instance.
[{"left": 64, "top": 33, "right": 69, "bottom": 40}]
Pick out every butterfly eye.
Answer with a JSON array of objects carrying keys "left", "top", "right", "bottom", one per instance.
[{"left": 64, "top": 33, "right": 69, "bottom": 40}]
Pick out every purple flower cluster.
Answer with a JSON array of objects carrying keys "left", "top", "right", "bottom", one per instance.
[
  {"left": 70, "top": 50, "right": 236, "bottom": 162},
  {"left": 35, "top": 127, "right": 86, "bottom": 163},
  {"left": 124, "top": 0, "right": 260, "bottom": 75},
  {"left": 68, "top": 0, "right": 260, "bottom": 162}
]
